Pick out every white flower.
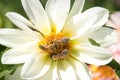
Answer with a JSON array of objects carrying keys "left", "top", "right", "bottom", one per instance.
[{"left": 0, "top": 0, "right": 114, "bottom": 80}]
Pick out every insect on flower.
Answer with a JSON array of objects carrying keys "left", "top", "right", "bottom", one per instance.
[
  {"left": 0, "top": 0, "right": 115, "bottom": 80},
  {"left": 51, "top": 49, "right": 69, "bottom": 61},
  {"left": 39, "top": 37, "right": 70, "bottom": 60}
]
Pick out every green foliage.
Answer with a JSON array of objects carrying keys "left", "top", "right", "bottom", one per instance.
[
  {"left": 107, "top": 60, "right": 120, "bottom": 78},
  {"left": 0, "top": 70, "right": 12, "bottom": 78},
  {"left": 0, "top": 48, "right": 22, "bottom": 79},
  {"left": 116, "top": 70, "right": 120, "bottom": 78}
]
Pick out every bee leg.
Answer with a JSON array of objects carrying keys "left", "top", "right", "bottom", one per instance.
[{"left": 39, "top": 45, "right": 47, "bottom": 50}]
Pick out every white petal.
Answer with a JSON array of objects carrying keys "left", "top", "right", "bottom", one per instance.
[
  {"left": 68, "top": 0, "right": 85, "bottom": 19},
  {"left": 0, "top": 29, "right": 33, "bottom": 47},
  {"left": 21, "top": 0, "right": 50, "bottom": 35},
  {"left": 36, "top": 61, "right": 58, "bottom": 80},
  {"left": 21, "top": 54, "right": 51, "bottom": 79},
  {"left": 66, "top": 57, "right": 91, "bottom": 80},
  {"left": 84, "top": 7, "right": 109, "bottom": 31},
  {"left": 72, "top": 45, "right": 113, "bottom": 65},
  {"left": 57, "top": 60, "right": 76, "bottom": 80},
  {"left": 1, "top": 48, "right": 33, "bottom": 64},
  {"left": 90, "top": 27, "right": 118, "bottom": 47},
  {"left": 45, "top": 0, "right": 70, "bottom": 33},
  {"left": 62, "top": 13, "right": 97, "bottom": 39},
  {"left": 6, "top": 12, "right": 33, "bottom": 32}
]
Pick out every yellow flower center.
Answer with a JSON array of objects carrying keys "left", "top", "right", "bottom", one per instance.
[{"left": 39, "top": 33, "right": 71, "bottom": 61}]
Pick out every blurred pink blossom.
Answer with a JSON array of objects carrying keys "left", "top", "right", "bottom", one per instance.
[{"left": 107, "top": 11, "right": 120, "bottom": 63}]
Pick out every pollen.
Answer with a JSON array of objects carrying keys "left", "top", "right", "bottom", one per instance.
[{"left": 39, "top": 33, "right": 71, "bottom": 61}]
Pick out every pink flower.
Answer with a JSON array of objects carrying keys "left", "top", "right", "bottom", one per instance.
[{"left": 107, "top": 11, "right": 120, "bottom": 63}]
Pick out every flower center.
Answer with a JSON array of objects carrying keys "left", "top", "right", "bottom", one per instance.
[{"left": 39, "top": 33, "right": 70, "bottom": 61}]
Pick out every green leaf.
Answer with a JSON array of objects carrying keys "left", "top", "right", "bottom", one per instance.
[
  {"left": 107, "top": 60, "right": 120, "bottom": 78},
  {"left": 116, "top": 70, "right": 120, "bottom": 78},
  {"left": 0, "top": 70, "right": 12, "bottom": 78}
]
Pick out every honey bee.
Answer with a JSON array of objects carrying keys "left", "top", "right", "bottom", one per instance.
[
  {"left": 51, "top": 49, "right": 69, "bottom": 61},
  {"left": 39, "top": 37, "right": 70, "bottom": 60},
  {"left": 61, "top": 37, "right": 70, "bottom": 45},
  {"left": 39, "top": 44, "right": 58, "bottom": 53}
]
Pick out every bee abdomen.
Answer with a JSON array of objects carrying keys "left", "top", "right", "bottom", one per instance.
[{"left": 52, "top": 49, "right": 69, "bottom": 61}]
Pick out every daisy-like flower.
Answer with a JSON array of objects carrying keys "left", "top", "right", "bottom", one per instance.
[
  {"left": 0, "top": 0, "right": 114, "bottom": 80},
  {"left": 107, "top": 12, "right": 120, "bottom": 63}
]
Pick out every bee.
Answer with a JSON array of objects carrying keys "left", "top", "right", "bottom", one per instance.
[
  {"left": 39, "top": 37, "right": 70, "bottom": 60},
  {"left": 61, "top": 37, "right": 70, "bottom": 45},
  {"left": 39, "top": 44, "right": 58, "bottom": 53},
  {"left": 52, "top": 49, "right": 69, "bottom": 61}
]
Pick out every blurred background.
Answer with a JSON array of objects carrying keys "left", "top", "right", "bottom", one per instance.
[{"left": 0, "top": 0, "right": 120, "bottom": 80}]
